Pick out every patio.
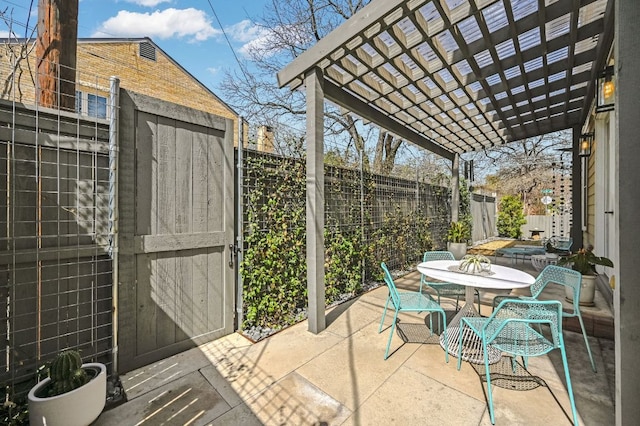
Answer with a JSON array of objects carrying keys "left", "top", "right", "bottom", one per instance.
[{"left": 94, "top": 256, "right": 614, "bottom": 425}]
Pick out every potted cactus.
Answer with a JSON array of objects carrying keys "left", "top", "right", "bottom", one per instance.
[{"left": 28, "top": 349, "right": 106, "bottom": 426}]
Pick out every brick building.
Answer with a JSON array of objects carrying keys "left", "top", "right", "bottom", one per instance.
[{"left": 0, "top": 37, "right": 249, "bottom": 146}]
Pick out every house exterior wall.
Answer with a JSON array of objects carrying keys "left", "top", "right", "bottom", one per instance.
[{"left": 0, "top": 39, "right": 242, "bottom": 145}]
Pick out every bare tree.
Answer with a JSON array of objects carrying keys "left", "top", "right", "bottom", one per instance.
[
  {"left": 469, "top": 131, "right": 572, "bottom": 213},
  {"left": 220, "top": 0, "right": 405, "bottom": 174},
  {"left": 0, "top": 6, "right": 39, "bottom": 100}
]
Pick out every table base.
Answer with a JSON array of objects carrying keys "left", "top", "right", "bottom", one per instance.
[{"left": 439, "top": 302, "right": 502, "bottom": 364}]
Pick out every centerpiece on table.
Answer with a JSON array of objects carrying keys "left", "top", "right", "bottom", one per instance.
[{"left": 457, "top": 254, "right": 492, "bottom": 275}]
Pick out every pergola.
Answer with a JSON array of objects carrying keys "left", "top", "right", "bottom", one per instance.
[{"left": 277, "top": 1, "right": 640, "bottom": 424}]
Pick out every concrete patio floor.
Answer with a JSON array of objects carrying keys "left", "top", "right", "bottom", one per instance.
[{"left": 95, "top": 256, "right": 615, "bottom": 425}]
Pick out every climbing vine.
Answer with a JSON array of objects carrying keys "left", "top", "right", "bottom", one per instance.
[{"left": 240, "top": 151, "right": 447, "bottom": 335}]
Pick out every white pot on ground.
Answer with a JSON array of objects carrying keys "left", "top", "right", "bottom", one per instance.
[
  {"left": 28, "top": 363, "right": 107, "bottom": 426},
  {"left": 565, "top": 274, "right": 597, "bottom": 307},
  {"left": 447, "top": 242, "right": 467, "bottom": 260}
]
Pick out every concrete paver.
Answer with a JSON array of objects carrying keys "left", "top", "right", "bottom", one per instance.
[{"left": 95, "top": 258, "right": 615, "bottom": 426}]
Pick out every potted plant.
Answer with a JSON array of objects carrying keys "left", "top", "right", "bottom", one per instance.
[
  {"left": 447, "top": 221, "right": 469, "bottom": 259},
  {"left": 28, "top": 349, "right": 107, "bottom": 426},
  {"left": 558, "top": 245, "right": 614, "bottom": 306}
]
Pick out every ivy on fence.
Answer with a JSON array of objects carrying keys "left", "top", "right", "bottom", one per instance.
[{"left": 240, "top": 150, "right": 450, "bottom": 335}]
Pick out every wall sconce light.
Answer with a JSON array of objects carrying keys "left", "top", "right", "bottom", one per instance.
[
  {"left": 579, "top": 132, "right": 593, "bottom": 157},
  {"left": 596, "top": 65, "right": 615, "bottom": 113}
]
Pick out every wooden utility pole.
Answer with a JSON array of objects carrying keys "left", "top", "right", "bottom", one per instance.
[{"left": 36, "top": 0, "right": 78, "bottom": 110}]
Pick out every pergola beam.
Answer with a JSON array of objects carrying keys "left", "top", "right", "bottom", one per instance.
[
  {"left": 324, "top": 81, "right": 455, "bottom": 161},
  {"left": 277, "top": 0, "right": 412, "bottom": 89}
]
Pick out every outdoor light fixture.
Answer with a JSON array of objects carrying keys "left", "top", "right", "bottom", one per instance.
[
  {"left": 596, "top": 65, "right": 615, "bottom": 113},
  {"left": 579, "top": 132, "right": 593, "bottom": 157}
]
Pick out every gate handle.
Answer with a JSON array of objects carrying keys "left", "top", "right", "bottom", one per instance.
[{"left": 229, "top": 244, "right": 235, "bottom": 267}]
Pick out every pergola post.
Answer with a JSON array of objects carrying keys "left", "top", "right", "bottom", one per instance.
[
  {"left": 451, "top": 153, "right": 460, "bottom": 222},
  {"left": 305, "top": 68, "right": 326, "bottom": 334},
  {"left": 615, "top": 0, "right": 640, "bottom": 423}
]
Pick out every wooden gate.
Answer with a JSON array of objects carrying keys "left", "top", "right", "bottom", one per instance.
[{"left": 117, "top": 91, "right": 234, "bottom": 372}]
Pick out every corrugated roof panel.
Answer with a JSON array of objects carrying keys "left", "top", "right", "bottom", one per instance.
[
  {"left": 495, "top": 91, "right": 508, "bottom": 100},
  {"left": 486, "top": 73, "right": 502, "bottom": 86},
  {"left": 436, "top": 30, "right": 460, "bottom": 60},
  {"left": 483, "top": 1, "right": 508, "bottom": 32},
  {"left": 453, "top": 59, "right": 473, "bottom": 76},
  {"left": 574, "top": 38, "right": 597, "bottom": 55},
  {"left": 504, "top": 65, "right": 521, "bottom": 80},
  {"left": 573, "top": 62, "right": 592, "bottom": 76},
  {"left": 467, "top": 81, "right": 483, "bottom": 94},
  {"left": 523, "top": 56, "right": 543, "bottom": 73},
  {"left": 417, "top": 2, "right": 444, "bottom": 36},
  {"left": 473, "top": 49, "right": 493, "bottom": 69},
  {"left": 511, "top": 0, "right": 538, "bottom": 21},
  {"left": 496, "top": 39, "right": 516, "bottom": 60},
  {"left": 457, "top": 15, "right": 483, "bottom": 44},
  {"left": 437, "top": 68, "right": 456, "bottom": 85},
  {"left": 546, "top": 13, "right": 571, "bottom": 41},
  {"left": 548, "top": 47, "right": 569, "bottom": 64},
  {"left": 518, "top": 27, "right": 541, "bottom": 51},
  {"left": 512, "top": 85, "right": 526, "bottom": 95},
  {"left": 579, "top": 0, "right": 608, "bottom": 28}
]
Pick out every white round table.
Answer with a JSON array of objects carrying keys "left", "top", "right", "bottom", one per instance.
[{"left": 417, "top": 260, "right": 535, "bottom": 364}]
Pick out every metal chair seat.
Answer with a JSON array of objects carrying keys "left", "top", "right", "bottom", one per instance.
[
  {"left": 457, "top": 299, "right": 579, "bottom": 425},
  {"left": 492, "top": 264, "right": 596, "bottom": 372},
  {"left": 379, "top": 262, "right": 449, "bottom": 361}
]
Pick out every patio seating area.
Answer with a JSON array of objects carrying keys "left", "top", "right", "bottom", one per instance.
[{"left": 94, "top": 256, "right": 614, "bottom": 425}]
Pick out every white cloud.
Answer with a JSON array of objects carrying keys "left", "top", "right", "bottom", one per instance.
[
  {"left": 122, "top": 0, "right": 171, "bottom": 6},
  {"left": 93, "top": 8, "right": 219, "bottom": 41},
  {"left": 230, "top": 22, "right": 309, "bottom": 60},
  {"left": 225, "top": 20, "right": 267, "bottom": 43},
  {"left": 0, "top": 31, "right": 10, "bottom": 38},
  {"left": 207, "top": 67, "right": 219, "bottom": 75},
  {"left": 221, "top": 19, "right": 280, "bottom": 59}
]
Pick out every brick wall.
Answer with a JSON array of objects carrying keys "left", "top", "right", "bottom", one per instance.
[{"left": 0, "top": 39, "right": 241, "bottom": 144}]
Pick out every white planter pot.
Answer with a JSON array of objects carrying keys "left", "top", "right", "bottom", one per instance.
[
  {"left": 565, "top": 274, "right": 597, "bottom": 307},
  {"left": 28, "top": 363, "right": 107, "bottom": 426},
  {"left": 447, "top": 242, "right": 467, "bottom": 260}
]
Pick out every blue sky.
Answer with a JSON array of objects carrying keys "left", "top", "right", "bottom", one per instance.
[{"left": 0, "top": 0, "right": 271, "bottom": 93}]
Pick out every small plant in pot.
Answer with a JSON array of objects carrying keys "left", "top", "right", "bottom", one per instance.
[
  {"left": 28, "top": 349, "right": 107, "bottom": 426},
  {"left": 558, "top": 245, "right": 614, "bottom": 306},
  {"left": 447, "top": 221, "right": 469, "bottom": 259}
]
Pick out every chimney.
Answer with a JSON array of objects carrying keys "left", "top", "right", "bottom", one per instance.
[{"left": 256, "top": 125, "right": 274, "bottom": 153}]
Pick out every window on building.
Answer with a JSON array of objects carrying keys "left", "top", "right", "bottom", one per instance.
[
  {"left": 75, "top": 91, "right": 108, "bottom": 119},
  {"left": 87, "top": 94, "right": 107, "bottom": 119}
]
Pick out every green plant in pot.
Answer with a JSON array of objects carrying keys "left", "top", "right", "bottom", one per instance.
[
  {"left": 447, "top": 221, "right": 469, "bottom": 259},
  {"left": 558, "top": 245, "right": 614, "bottom": 306},
  {"left": 28, "top": 349, "right": 107, "bottom": 426}
]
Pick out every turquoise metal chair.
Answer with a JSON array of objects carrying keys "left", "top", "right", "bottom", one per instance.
[
  {"left": 546, "top": 236, "right": 573, "bottom": 255},
  {"left": 422, "top": 251, "right": 481, "bottom": 314},
  {"left": 457, "top": 299, "right": 579, "bottom": 425},
  {"left": 379, "top": 262, "right": 448, "bottom": 361},
  {"left": 492, "top": 264, "right": 596, "bottom": 372}
]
